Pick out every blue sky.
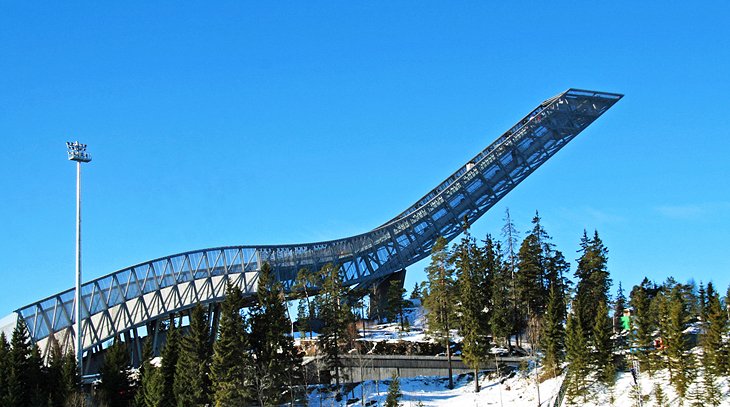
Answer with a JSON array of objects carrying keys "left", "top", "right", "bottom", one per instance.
[{"left": 2, "top": 2, "right": 729, "bottom": 315}]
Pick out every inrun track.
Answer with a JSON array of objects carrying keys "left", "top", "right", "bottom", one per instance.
[{"left": 9, "top": 88, "right": 622, "bottom": 372}]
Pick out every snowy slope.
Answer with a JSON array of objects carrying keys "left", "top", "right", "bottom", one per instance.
[{"left": 305, "top": 301, "right": 730, "bottom": 406}]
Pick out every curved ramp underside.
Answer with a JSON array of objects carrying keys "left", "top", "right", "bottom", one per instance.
[{"left": 15, "top": 88, "right": 622, "bottom": 357}]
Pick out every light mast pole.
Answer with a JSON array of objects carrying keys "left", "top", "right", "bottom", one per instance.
[{"left": 67, "top": 141, "right": 91, "bottom": 375}]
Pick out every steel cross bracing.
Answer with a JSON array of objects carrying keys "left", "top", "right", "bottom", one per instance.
[{"left": 14, "top": 88, "right": 622, "bottom": 360}]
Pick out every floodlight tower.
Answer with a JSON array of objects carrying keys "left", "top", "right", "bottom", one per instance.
[{"left": 66, "top": 141, "right": 91, "bottom": 375}]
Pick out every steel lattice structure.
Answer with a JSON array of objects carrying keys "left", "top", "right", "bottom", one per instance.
[{"left": 13, "top": 88, "right": 621, "bottom": 368}]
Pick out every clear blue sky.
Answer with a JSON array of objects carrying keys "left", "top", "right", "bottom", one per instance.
[{"left": 2, "top": 2, "right": 729, "bottom": 315}]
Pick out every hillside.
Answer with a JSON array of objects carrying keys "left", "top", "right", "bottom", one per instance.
[{"left": 305, "top": 302, "right": 730, "bottom": 406}]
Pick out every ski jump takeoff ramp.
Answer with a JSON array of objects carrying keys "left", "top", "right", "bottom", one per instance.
[{"left": 11, "top": 88, "right": 622, "bottom": 370}]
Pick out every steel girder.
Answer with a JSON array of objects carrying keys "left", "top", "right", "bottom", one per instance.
[{"left": 14, "top": 88, "right": 622, "bottom": 360}]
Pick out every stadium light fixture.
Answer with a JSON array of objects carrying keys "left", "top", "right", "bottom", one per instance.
[{"left": 66, "top": 141, "right": 91, "bottom": 375}]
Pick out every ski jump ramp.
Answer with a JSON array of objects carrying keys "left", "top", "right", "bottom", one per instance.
[{"left": 11, "top": 88, "right": 622, "bottom": 369}]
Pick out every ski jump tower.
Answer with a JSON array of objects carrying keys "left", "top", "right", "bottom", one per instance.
[{"left": 12, "top": 88, "right": 622, "bottom": 372}]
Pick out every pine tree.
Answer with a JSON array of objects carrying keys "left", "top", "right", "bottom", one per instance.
[
  {"left": 541, "top": 246, "right": 569, "bottom": 378},
  {"left": 384, "top": 373, "right": 402, "bottom": 407},
  {"left": 515, "top": 227, "right": 545, "bottom": 322},
  {"left": 423, "top": 236, "right": 456, "bottom": 389},
  {"left": 565, "top": 308, "right": 589, "bottom": 403},
  {"left": 700, "top": 282, "right": 726, "bottom": 406},
  {"left": 409, "top": 282, "right": 422, "bottom": 300},
  {"left": 544, "top": 248, "right": 570, "bottom": 312},
  {"left": 489, "top": 246, "right": 513, "bottom": 348},
  {"left": 134, "top": 339, "right": 153, "bottom": 407},
  {"left": 726, "top": 284, "right": 730, "bottom": 322},
  {"left": 296, "top": 298, "right": 308, "bottom": 339},
  {"left": 174, "top": 304, "right": 213, "bottom": 407},
  {"left": 541, "top": 283, "right": 565, "bottom": 379},
  {"left": 385, "top": 279, "right": 407, "bottom": 329},
  {"left": 698, "top": 282, "right": 708, "bottom": 323},
  {"left": 613, "top": 282, "right": 626, "bottom": 333},
  {"left": 454, "top": 230, "right": 490, "bottom": 392},
  {"left": 500, "top": 208, "right": 520, "bottom": 347},
  {"left": 574, "top": 230, "right": 611, "bottom": 339},
  {"left": 250, "top": 263, "right": 303, "bottom": 406},
  {"left": 98, "top": 338, "right": 132, "bottom": 407},
  {"left": 61, "top": 345, "right": 81, "bottom": 404},
  {"left": 702, "top": 282, "right": 728, "bottom": 376},
  {"left": 143, "top": 367, "right": 164, "bottom": 407},
  {"left": 28, "top": 343, "right": 46, "bottom": 407},
  {"left": 293, "top": 267, "right": 317, "bottom": 340},
  {"left": 592, "top": 300, "right": 615, "bottom": 385},
  {"left": 702, "top": 355, "right": 723, "bottom": 406},
  {"left": 653, "top": 382, "right": 667, "bottom": 407},
  {"left": 7, "top": 318, "right": 33, "bottom": 407},
  {"left": 159, "top": 318, "right": 180, "bottom": 407},
  {"left": 0, "top": 332, "right": 9, "bottom": 404},
  {"left": 319, "top": 262, "right": 353, "bottom": 389},
  {"left": 211, "top": 283, "right": 252, "bottom": 406},
  {"left": 660, "top": 284, "right": 693, "bottom": 399},
  {"left": 46, "top": 338, "right": 67, "bottom": 407},
  {"left": 630, "top": 278, "right": 659, "bottom": 374}
]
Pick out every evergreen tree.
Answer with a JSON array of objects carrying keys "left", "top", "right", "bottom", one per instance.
[
  {"left": 159, "top": 318, "right": 180, "bottom": 407},
  {"left": 134, "top": 339, "right": 153, "bottom": 407},
  {"left": 423, "top": 236, "right": 456, "bottom": 389},
  {"left": 293, "top": 267, "right": 317, "bottom": 340},
  {"left": 385, "top": 279, "right": 407, "bottom": 329},
  {"left": 296, "top": 298, "right": 308, "bottom": 339},
  {"left": 653, "top": 382, "right": 667, "bottom": 407},
  {"left": 700, "top": 282, "right": 727, "bottom": 406},
  {"left": 28, "top": 343, "right": 46, "bottom": 407},
  {"left": 174, "top": 305, "right": 213, "bottom": 407},
  {"left": 250, "top": 263, "right": 303, "bottom": 406},
  {"left": 726, "top": 283, "right": 730, "bottom": 322},
  {"left": 544, "top": 248, "right": 570, "bottom": 309},
  {"left": 541, "top": 283, "right": 565, "bottom": 379},
  {"left": 384, "top": 373, "right": 402, "bottom": 407},
  {"left": 702, "top": 282, "right": 728, "bottom": 376},
  {"left": 630, "top": 277, "right": 659, "bottom": 374},
  {"left": 613, "top": 282, "right": 626, "bottom": 333},
  {"left": 46, "top": 338, "right": 67, "bottom": 407},
  {"left": 565, "top": 308, "right": 589, "bottom": 403},
  {"left": 489, "top": 245, "right": 513, "bottom": 349},
  {"left": 0, "top": 332, "right": 9, "bottom": 404},
  {"left": 660, "top": 284, "right": 693, "bottom": 399},
  {"left": 454, "top": 230, "right": 490, "bottom": 392},
  {"left": 7, "top": 318, "right": 34, "bottom": 407},
  {"left": 500, "top": 208, "right": 520, "bottom": 346},
  {"left": 319, "top": 262, "right": 353, "bottom": 388},
  {"left": 592, "top": 300, "right": 615, "bottom": 385},
  {"left": 541, "top": 247, "right": 569, "bottom": 375},
  {"left": 143, "top": 367, "right": 164, "bottom": 407},
  {"left": 501, "top": 208, "right": 519, "bottom": 275},
  {"left": 574, "top": 230, "right": 611, "bottom": 338},
  {"left": 211, "top": 283, "right": 252, "bottom": 406},
  {"left": 702, "top": 354, "right": 723, "bottom": 406},
  {"left": 409, "top": 282, "right": 422, "bottom": 300},
  {"left": 98, "top": 338, "right": 132, "bottom": 407},
  {"left": 698, "top": 281, "right": 708, "bottom": 323},
  {"left": 61, "top": 345, "right": 81, "bottom": 404},
  {"left": 515, "top": 222, "right": 545, "bottom": 322}
]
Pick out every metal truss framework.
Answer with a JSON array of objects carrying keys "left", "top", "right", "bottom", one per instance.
[{"left": 15, "top": 88, "right": 622, "bottom": 364}]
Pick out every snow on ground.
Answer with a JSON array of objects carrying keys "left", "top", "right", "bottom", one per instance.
[
  {"left": 301, "top": 302, "right": 730, "bottom": 406},
  {"left": 309, "top": 364, "right": 730, "bottom": 406},
  {"left": 562, "top": 366, "right": 730, "bottom": 407},
  {"left": 309, "top": 366, "right": 564, "bottom": 407},
  {"left": 353, "top": 301, "right": 453, "bottom": 344}
]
